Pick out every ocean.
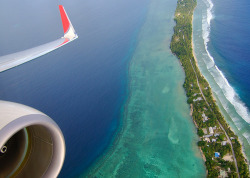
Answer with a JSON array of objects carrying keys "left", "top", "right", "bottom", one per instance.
[
  {"left": 0, "top": 0, "right": 208, "bottom": 177},
  {"left": 84, "top": 0, "right": 206, "bottom": 177},
  {"left": 4, "top": 0, "right": 249, "bottom": 176},
  {"left": 193, "top": 0, "right": 250, "bottom": 160},
  {"left": 0, "top": 0, "right": 149, "bottom": 177}
]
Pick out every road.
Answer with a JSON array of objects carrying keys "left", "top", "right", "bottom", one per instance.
[{"left": 189, "top": 59, "right": 240, "bottom": 178}]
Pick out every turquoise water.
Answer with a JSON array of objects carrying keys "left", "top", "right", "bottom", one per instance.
[
  {"left": 193, "top": 0, "right": 250, "bottom": 160},
  {"left": 85, "top": 0, "right": 206, "bottom": 177},
  {"left": 0, "top": 0, "right": 149, "bottom": 177}
]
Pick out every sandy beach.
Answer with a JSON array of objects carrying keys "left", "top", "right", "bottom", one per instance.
[{"left": 191, "top": 13, "right": 249, "bottom": 166}]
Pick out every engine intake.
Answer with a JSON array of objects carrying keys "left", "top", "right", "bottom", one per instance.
[{"left": 0, "top": 101, "right": 65, "bottom": 177}]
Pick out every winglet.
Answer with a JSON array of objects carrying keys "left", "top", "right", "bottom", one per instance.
[
  {"left": 0, "top": 5, "right": 78, "bottom": 73},
  {"left": 59, "top": 5, "right": 78, "bottom": 40}
]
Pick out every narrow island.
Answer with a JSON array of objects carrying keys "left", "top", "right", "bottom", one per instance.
[{"left": 170, "top": 0, "right": 249, "bottom": 177}]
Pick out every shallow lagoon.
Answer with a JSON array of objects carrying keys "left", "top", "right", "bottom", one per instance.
[{"left": 85, "top": 0, "right": 206, "bottom": 177}]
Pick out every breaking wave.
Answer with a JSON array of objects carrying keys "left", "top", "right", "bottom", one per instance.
[{"left": 201, "top": 0, "right": 250, "bottom": 141}]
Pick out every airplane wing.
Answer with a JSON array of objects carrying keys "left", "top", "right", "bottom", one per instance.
[{"left": 0, "top": 5, "right": 78, "bottom": 73}]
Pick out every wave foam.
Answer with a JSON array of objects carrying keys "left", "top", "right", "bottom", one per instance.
[
  {"left": 201, "top": 0, "right": 250, "bottom": 126},
  {"left": 243, "top": 132, "right": 250, "bottom": 144}
]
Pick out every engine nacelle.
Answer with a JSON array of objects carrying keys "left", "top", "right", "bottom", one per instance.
[{"left": 0, "top": 101, "right": 65, "bottom": 177}]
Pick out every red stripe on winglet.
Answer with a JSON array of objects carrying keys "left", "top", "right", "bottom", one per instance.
[
  {"left": 57, "top": 38, "right": 70, "bottom": 48},
  {"left": 59, "top": 5, "right": 70, "bottom": 33},
  {"left": 61, "top": 38, "right": 69, "bottom": 46}
]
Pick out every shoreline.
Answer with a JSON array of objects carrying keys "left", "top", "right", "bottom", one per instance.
[
  {"left": 81, "top": 31, "right": 137, "bottom": 177},
  {"left": 170, "top": 0, "right": 249, "bottom": 176},
  {"left": 191, "top": 13, "right": 249, "bottom": 166},
  {"left": 187, "top": 15, "right": 208, "bottom": 167},
  {"left": 84, "top": 0, "right": 208, "bottom": 176}
]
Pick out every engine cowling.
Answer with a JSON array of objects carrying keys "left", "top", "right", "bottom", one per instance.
[{"left": 0, "top": 101, "right": 65, "bottom": 177}]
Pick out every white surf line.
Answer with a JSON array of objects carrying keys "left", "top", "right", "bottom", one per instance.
[
  {"left": 189, "top": 58, "right": 240, "bottom": 178},
  {"left": 201, "top": 0, "right": 250, "bottom": 130}
]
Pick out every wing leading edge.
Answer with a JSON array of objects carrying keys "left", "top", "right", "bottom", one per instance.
[{"left": 0, "top": 5, "right": 78, "bottom": 73}]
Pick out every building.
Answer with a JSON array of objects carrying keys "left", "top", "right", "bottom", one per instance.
[
  {"left": 220, "top": 170, "right": 227, "bottom": 178},
  {"left": 203, "top": 134, "right": 213, "bottom": 138},
  {"left": 193, "top": 97, "right": 203, "bottom": 102},
  {"left": 222, "top": 141, "right": 227, "bottom": 146},
  {"left": 212, "top": 139, "right": 216, "bottom": 142},
  {"left": 202, "top": 128, "right": 208, "bottom": 134},
  {"left": 209, "top": 127, "right": 214, "bottom": 134},
  {"left": 215, "top": 152, "right": 220, "bottom": 158},
  {"left": 202, "top": 113, "right": 208, "bottom": 122},
  {"left": 204, "top": 137, "right": 210, "bottom": 142}
]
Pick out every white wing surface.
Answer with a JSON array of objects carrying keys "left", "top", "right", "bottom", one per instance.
[{"left": 0, "top": 5, "right": 78, "bottom": 73}]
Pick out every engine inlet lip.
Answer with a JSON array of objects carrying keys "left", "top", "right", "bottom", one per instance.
[
  {"left": 0, "top": 114, "right": 65, "bottom": 177},
  {"left": 0, "top": 145, "right": 7, "bottom": 153}
]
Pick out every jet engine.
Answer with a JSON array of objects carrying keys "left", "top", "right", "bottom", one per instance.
[
  {"left": 0, "top": 101, "right": 65, "bottom": 177},
  {"left": 0, "top": 5, "right": 77, "bottom": 177}
]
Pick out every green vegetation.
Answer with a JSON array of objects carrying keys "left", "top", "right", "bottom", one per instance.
[
  {"left": 170, "top": 0, "right": 249, "bottom": 177},
  {"left": 197, "top": 128, "right": 204, "bottom": 137}
]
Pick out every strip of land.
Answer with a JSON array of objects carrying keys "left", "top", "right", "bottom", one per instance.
[{"left": 170, "top": 0, "right": 249, "bottom": 177}]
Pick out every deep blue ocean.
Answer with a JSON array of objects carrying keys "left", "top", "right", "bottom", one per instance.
[
  {"left": 1, "top": 0, "right": 249, "bottom": 176},
  {"left": 209, "top": 0, "right": 250, "bottom": 110},
  {"left": 0, "top": 0, "right": 149, "bottom": 177},
  {"left": 193, "top": 0, "right": 250, "bottom": 159}
]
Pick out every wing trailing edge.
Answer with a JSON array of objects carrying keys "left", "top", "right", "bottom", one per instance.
[{"left": 0, "top": 5, "right": 78, "bottom": 73}]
